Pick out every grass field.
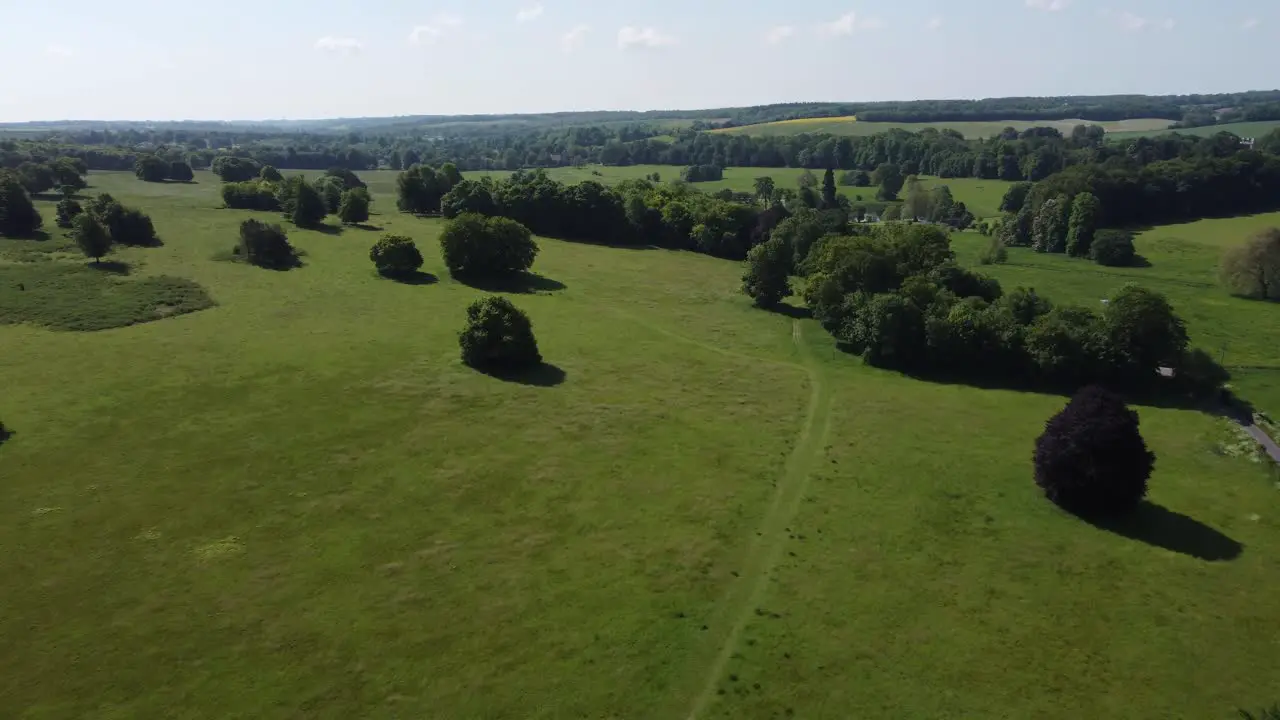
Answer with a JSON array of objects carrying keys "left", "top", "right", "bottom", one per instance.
[
  {"left": 466, "top": 165, "right": 1015, "bottom": 218},
  {"left": 1, "top": 171, "right": 1278, "bottom": 718},
  {"left": 1108, "top": 119, "right": 1280, "bottom": 142},
  {"left": 710, "top": 117, "right": 1174, "bottom": 139}
]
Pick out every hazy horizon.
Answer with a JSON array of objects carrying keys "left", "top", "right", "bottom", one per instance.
[{"left": 2, "top": 0, "right": 1275, "bottom": 123}]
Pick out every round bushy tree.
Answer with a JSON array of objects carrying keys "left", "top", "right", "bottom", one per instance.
[
  {"left": 439, "top": 213, "right": 538, "bottom": 277},
  {"left": 459, "top": 296, "right": 542, "bottom": 371},
  {"left": 338, "top": 188, "right": 371, "bottom": 225},
  {"left": 1033, "top": 385, "right": 1155, "bottom": 515},
  {"left": 1092, "top": 230, "right": 1136, "bottom": 267},
  {"left": 235, "top": 219, "right": 298, "bottom": 269},
  {"left": 168, "top": 161, "right": 195, "bottom": 183},
  {"left": 259, "top": 165, "right": 284, "bottom": 183},
  {"left": 369, "top": 234, "right": 424, "bottom": 276},
  {"left": 290, "top": 180, "right": 328, "bottom": 227}
]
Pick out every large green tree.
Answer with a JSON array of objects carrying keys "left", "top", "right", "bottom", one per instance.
[
  {"left": 0, "top": 172, "right": 43, "bottom": 236},
  {"left": 741, "top": 237, "right": 791, "bottom": 308},
  {"left": 1065, "top": 192, "right": 1101, "bottom": 257},
  {"left": 872, "top": 163, "right": 904, "bottom": 201},
  {"left": 458, "top": 296, "right": 542, "bottom": 372},
  {"left": 1220, "top": 228, "right": 1280, "bottom": 301},
  {"left": 439, "top": 213, "right": 538, "bottom": 277},
  {"left": 821, "top": 169, "right": 838, "bottom": 209},
  {"left": 70, "top": 213, "right": 112, "bottom": 263},
  {"left": 337, "top": 188, "right": 371, "bottom": 225}
]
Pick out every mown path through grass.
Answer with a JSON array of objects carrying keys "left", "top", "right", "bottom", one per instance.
[{"left": 683, "top": 319, "right": 835, "bottom": 720}]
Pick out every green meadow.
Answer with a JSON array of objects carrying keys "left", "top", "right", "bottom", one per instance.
[
  {"left": 0, "top": 171, "right": 1277, "bottom": 719},
  {"left": 467, "top": 165, "right": 1015, "bottom": 218},
  {"left": 1108, "top": 119, "right": 1280, "bottom": 142}
]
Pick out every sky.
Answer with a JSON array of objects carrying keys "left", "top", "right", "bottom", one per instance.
[{"left": 1, "top": 0, "right": 1276, "bottom": 122}]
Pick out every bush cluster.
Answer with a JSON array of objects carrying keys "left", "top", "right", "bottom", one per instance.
[
  {"left": 458, "top": 296, "right": 542, "bottom": 372},
  {"left": 234, "top": 219, "right": 298, "bottom": 269},
  {"left": 439, "top": 213, "right": 538, "bottom": 277}
]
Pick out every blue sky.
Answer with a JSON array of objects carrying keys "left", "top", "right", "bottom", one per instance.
[{"left": 1, "top": 0, "right": 1275, "bottom": 122}]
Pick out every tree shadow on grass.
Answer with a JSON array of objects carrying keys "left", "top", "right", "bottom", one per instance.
[
  {"left": 89, "top": 260, "right": 131, "bottom": 275},
  {"left": 771, "top": 301, "right": 812, "bottom": 320},
  {"left": 350, "top": 223, "right": 383, "bottom": 231},
  {"left": 377, "top": 270, "right": 437, "bottom": 286},
  {"left": 476, "top": 362, "right": 567, "bottom": 387},
  {"left": 456, "top": 272, "right": 566, "bottom": 294},
  {"left": 305, "top": 223, "right": 343, "bottom": 236},
  {"left": 0, "top": 424, "right": 12, "bottom": 447},
  {"left": 1085, "top": 502, "right": 1243, "bottom": 561}
]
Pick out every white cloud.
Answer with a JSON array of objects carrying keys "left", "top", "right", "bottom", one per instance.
[
  {"left": 1242, "top": 18, "right": 1259, "bottom": 30},
  {"left": 409, "top": 13, "right": 464, "bottom": 44},
  {"left": 926, "top": 16, "right": 944, "bottom": 30},
  {"left": 314, "top": 36, "right": 364, "bottom": 53},
  {"left": 617, "top": 26, "right": 676, "bottom": 49},
  {"left": 516, "top": 3, "right": 544, "bottom": 23},
  {"left": 818, "top": 12, "right": 885, "bottom": 36},
  {"left": 764, "top": 25, "right": 795, "bottom": 45},
  {"left": 562, "top": 24, "right": 589, "bottom": 52},
  {"left": 45, "top": 44, "right": 75, "bottom": 57},
  {"left": 1026, "top": 0, "right": 1069, "bottom": 11},
  {"left": 1100, "top": 9, "right": 1175, "bottom": 32}
]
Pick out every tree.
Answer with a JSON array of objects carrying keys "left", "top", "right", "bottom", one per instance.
[
  {"left": 881, "top": 204, "right": 902, "bottom": 221},
  {"left": 50, "top": 158, "right": 87, "bottom": 191},
  {"left": 1091, "top": 229, "right": 1136, "bottom": 267},
  {"left": 742, "top": 237, "right": 791, "bottom": 308},
  {"left": 16, "top": 162, "right": 55, "bottom": 194},
  {"left": 0, "top": 173, "right": 43, "bottom": 236},
  {"left": 1032, "top": 196, "right": 1069, "bottom": 253},
  {"left": 1033, "top": 385, "right": 1155, "bottom": 515},
  {"left": 87, "top": 195, "right": 159, "bottom": 247},
  {"left": 290, "top": 180, "right": 328, "bottom": 227},
  {"left": 797, "top": 169, "right": 817, "bottom": 189},
  {"left": 55, "top": 197, "right": 83, "bottom": 228},
  {"left": 439, "top": 162, "right": 463, "bottom": 187},
  {"left": 999, "top": 182, "right": 1033, "bottom": 213},
  {"left": 337, "top": 188, "right": 371, "bottom": 225},
  {"left": 1220, "top": 228, "right": 1280, "bottom": 301},
  {"left": 234, "top": 219, "right": 298, "bottom": 269},
  {"left": 901, "top": 176, "right": 931, "bottom": 220},
  {"left": 458, "top": 296, "right": 542, "bottom": 372},
  {"left": 168, "top": 161, "right": 195, "bottom": 183},
  {"left": 211, "top": 157, "right": 262, "bottom": 182},
  {"left": 324, "top": 167, "right": 367, "bottom": 190},
  {"left": 1102, "top": 284, "right": 1188, "bottom": 376},
  {"left": 753, "top": 176, "right": 776, "bottom": 204},
  {"left": 873, "top": 163, "right": 904, "bottom": 201},
  {"left": 70, "top": 213, "right": 112, "bottom": 264},
  {"left": 1065, "top": 192, "right": 1101, "bottom": 257},
  {"left": 441, "top": 179, "right": 497, "bottom": 219},
  {"left": 259, "top": 165, "right": 284, "bottom": 183},
  {"left": 314, "top": 176, "right": 344, "bottom": 213},
  {"left": 397, "top": 164, "right": 451, "bottom": 214},
  {"left": 439, "top": 213, "right": 538, "bottom": 277},
  {"left": 821, "top": 169, "right": 838, "bottom": 209},
  {"left": 369, "top": 234, "right": 424, "bottom": 277},
  {"left": 978, "top": 236, "right": 1008, "bottom": 265}
]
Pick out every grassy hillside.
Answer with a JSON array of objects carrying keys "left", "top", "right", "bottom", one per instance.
[
  {"left": 1108, "top": 119, "right": 1280, "bottom": 142},
  {"left": 466, "top": 165, "right": 1015, "bottom": 218},
  {"left": 710, "top": 117, "right": 1174, "bottom": 139},
  {"left": 0, "top": 171, "right": 1277, "bottom": 718}
]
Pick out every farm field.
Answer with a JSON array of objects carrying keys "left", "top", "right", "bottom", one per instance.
[
  {"left": 1108, "top": 119, "right": 1280, "bottom": 141},
  {"left": 466, "top": 165, "right": 1015, "bottom": 218},
  {"left": 710, "top": 116, "right": 1175, "bottom": 139},
  {"left": 0, "top": 172, "right": 1278, "bottom": 718}
]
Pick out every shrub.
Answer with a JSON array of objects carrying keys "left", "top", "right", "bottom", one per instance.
[
  {"left": 369, "top": 234, "right": 423, "bottom": 276},
  {"left": 286, "top": 179, "right": 328, "bottom": 228},
  {"left": 314, "top": 176, "right": 344, "bottom": 213},
  {"left": 168, "top": 161, "right": 195, "bottom": 183},
  {"left": 259, "top": 165, "right": 284, "bottom": 183},
  {"left": 681, "top": 164, "right": 724, "bottom": 183},
  {"left": 55, "top": 197, "right": 83, "bottom": 228},
  {"left": 1220, "top": 228, "right": 1280, "bottom": 301},
  {"left": 458, "top": 296, "right": 542, "bottom": 371},
  {"left": 439, "top": 213, "right": 538, "bottom": 277},
  {"left": 324, "top": 167, "right": 366, "bottom": 190},
  {"left": 234, "top": 219, "right": 298, "bottom": 269},
  {"left": 70, "top": 213, "right": 113, "bottom": 263},
  {"left": 1092, "top": 230, "right": 1137, "bottom": 267},
  {"left": 134, "top": 155, "right": 169, "bottom": 183},
  {"left": 978, "top": 236, "right": 1008, "bottom": 265},
  {"left": 85, "top": 195, "right": 159, "bottom": 246},
  {"left": 211, "top": 156, "right": 262, "bottom": 183},
  {"left": 1033, "top": 385, "right": 1155, "bottom": 515},
  {"left": 221, "top": 181, "right": 280, "bottom": 211},
  {"left": 742, "top": 237, "right": 791, "bottom": 308}
]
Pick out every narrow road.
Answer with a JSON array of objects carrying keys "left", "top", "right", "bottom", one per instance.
[
  {"left": 1243, "top": 423, "right": 1280, "bottom": 463},
  {"left": 684, "top": 319, "right": 834, "bottom": 720}
]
